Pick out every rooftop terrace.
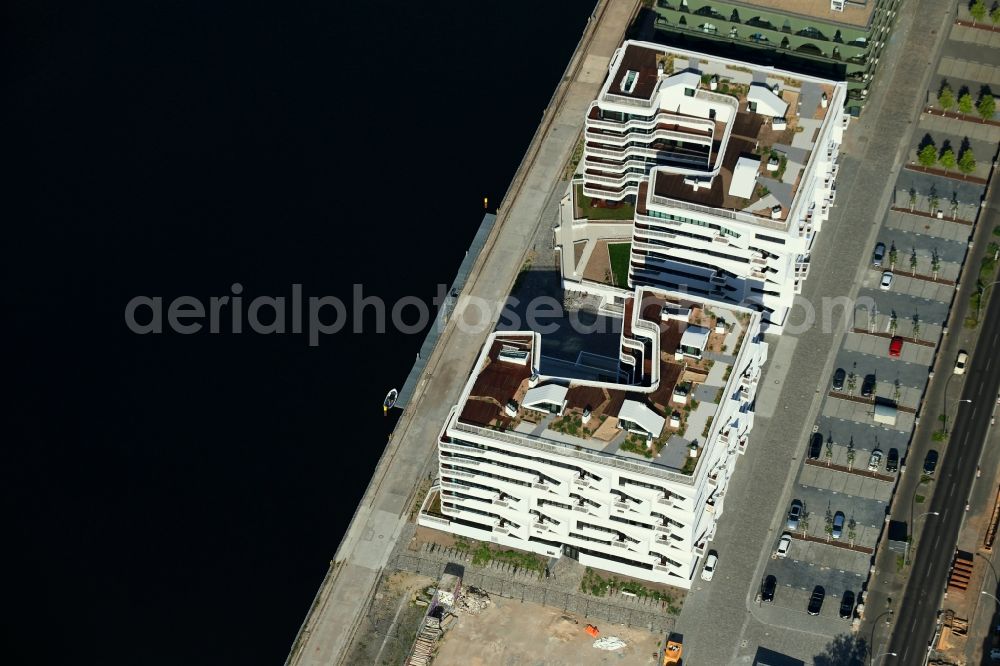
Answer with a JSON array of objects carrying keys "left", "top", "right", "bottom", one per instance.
[
  {"left": 724, "top": 0, "right": 878, "bottom": 30},
  {"left": 452, "top": 290, "right": 755, "bottom": 479},
  {"left": 592, "top": 41, "right": 839, "bottom": 225}
]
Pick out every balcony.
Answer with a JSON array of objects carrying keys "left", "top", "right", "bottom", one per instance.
[
  {"left": 657, "top": 495, "right": 674, "bottom": 509},
  {"left": 656, "top": 524, "right": 672, "bottom": 535}
]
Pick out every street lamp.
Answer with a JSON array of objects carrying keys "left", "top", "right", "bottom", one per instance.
[
  {"left": 976, "top": 279, "right": 1000, "bottom": 323},
  {"left": 869, "top": 609, "right": 894, "bottom": 666},
  {"left": 942, "top": 392, "right": 973, "bottom": 436},
  {"left": 905, "top": 511, "right": 940, "bottom": 565},
  {"left": 982, "top": 590, "right": 1000, "bottom": 606},
  {"left": 873, "top": 652, "right": 898, "bottom": 665}
]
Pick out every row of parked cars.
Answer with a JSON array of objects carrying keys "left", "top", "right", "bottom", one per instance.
[
  {"left": 805, "top": 434, "right": 899, "bottom": 473},
  {"left": 759, "top": 576, "right": 857, "bottom": 619}
]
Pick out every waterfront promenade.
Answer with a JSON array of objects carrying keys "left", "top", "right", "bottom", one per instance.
[{"left": 284, "top": 2, "right": 640, "bottom": 664}]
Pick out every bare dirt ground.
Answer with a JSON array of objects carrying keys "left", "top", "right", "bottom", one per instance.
[
  {"left": 344, "top": 570, "right": 435, "bottom": 666},
  {"left": 434, "top": 596, "right": 662, "bottom": 666}
]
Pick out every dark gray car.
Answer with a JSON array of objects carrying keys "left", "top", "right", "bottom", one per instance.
[
  {"left": 832, "top": 368, "right": 846, "bottom": 391},
  {"left": 787, "top": 499, "right": 803, "bottom": 530},
  {"left": 873, "top": 242, "right": 886, "bottom": 267}
]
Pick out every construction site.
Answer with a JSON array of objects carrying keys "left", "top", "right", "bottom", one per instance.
[
  {"left": 927, "top": 466, "right": 1000, "bottom": 665},
  {"left": 403, "top": 563, "right": 676, "bottom": 666}
]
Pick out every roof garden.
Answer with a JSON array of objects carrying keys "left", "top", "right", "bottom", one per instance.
[
  {"left": 593, "top": 42, "right": 840, "bottom": 227},
  {"left": 451, "top": 289, "right": 757, "bottom": 480}
]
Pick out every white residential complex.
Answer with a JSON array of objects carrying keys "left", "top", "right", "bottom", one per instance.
[
  {"left": 419, "top": 286, "right": 768, "bottom": 588},
  {"left": 558, "top": 40, "right": 849, "bottom": 332}
]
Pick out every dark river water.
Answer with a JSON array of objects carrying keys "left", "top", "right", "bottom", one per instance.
[{"left": 7, "top": 1, "right": 596, "bottom": 663}]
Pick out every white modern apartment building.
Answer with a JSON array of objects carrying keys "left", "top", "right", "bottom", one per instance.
[
  {"left": 419, "top": 286, "right": 768, "bottom": 588},
  {"left": 560, "top": 40, "right": 849, "bottom": 331}
]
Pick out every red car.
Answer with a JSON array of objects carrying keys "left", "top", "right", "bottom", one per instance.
[{"left": 889, "top": 336, "right": 903, "bottom": 357}]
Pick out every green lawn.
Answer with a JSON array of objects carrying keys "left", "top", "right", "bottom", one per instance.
[
  {"left": 608, "top": 242, "right": 631, "bottom": 288},
  {"left": 575, "top": 185, "right": 635, "bottom": 221}
]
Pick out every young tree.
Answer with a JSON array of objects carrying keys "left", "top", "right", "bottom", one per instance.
[
  {"left": 918, "top": 143, "right": 938, "bottom": 167},
  {"left": 939, "top": 85, "right": 956, "bottom": 111},
  {"left": 824, "top": 508, "right": 834, "bottom": 541},
  {"left": 910, "top": 247, "right": 918, "bottom": 275},
  {"left": 993, "top": 6, "right": 1000, "bottom": 24},
  {"left": 959, "top": 147, "right": 977, "bottom": 175},
  {"left": 912, "top": 313, "right": 921, "bottom": 337},
  {"left": 929, "top": 191, "right": 940, "bottom": 213},
  {"left": 978, "top": 94, "right": 995, "bottom": 121},
  {"left": 846, "top": 372, "right": 858, "bottom": 395},
  {"left": 889, "top": 311, "right": 898, "bottom": 335},
  {"left": 889, "top": 241, "right": 898, "bottom": 269},
  {"left": 960, "top": 92, "right": 975, "bottom": 114},
  {"left": 972, "top": 0, "right": 987, "bottom": 24},
  {"left": 931, "top": 249, "right": 941, "bottom": 278},
  {"left": 909, "top": 188, "right": 917, "bottom": 210},
  {"left": 939, "top": 147, "right": 956, "bottom": 171}
]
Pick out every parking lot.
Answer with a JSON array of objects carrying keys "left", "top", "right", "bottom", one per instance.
[{"left": 758, "top": 124, "right": 984, "bottom": 636}]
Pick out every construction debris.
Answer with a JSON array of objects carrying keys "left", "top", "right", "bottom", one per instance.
[
  {"left": 406, "top": 616, "right": 442, "bottom": 666},
  {"left": 456, "top": 586, "right": 491, "bottom": 615},
  {"left": 593, "top": 636, "right": 627, "bottom": 650}
]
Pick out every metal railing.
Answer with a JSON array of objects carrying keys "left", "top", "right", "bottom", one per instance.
[
  {"left": 648, "top": 193, "right": 790, "bottom": 232},
  {"left": 451, "top": 421, "right": 697, "bottom": 486},
  {"left": 585, "top": 126, "right": 714, "bottom": 148},
  {"left": 603, "top": 91, "right": 658, "bottom": 109}
]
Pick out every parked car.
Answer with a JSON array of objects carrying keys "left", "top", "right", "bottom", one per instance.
[
  {"left": 808, "top": 433, "right": 823, "bottom": 460},
  {"left": 954, "top": 350, "right": 969, "bottom": 375},
  {"left": 861, "top": 374, "right": 877, "bottom": 397},
  {"left": 787, "top": 499, "right": 803, "bottom": 530},
  {"left": 873, "top": 242, "right": 886, "bottom": 267},
  {"left": 990, "top": 647, "right": 1000, "bottom": 661},
  {"left": 868, "top": 449, "right": 883, "bottom": 471},
  {"left": 889, "top": 336, "right": 903, "bottom": 357},
  {"left": 832, "top": 511, "right": 845, "bottom": 539},
  {"left": 701, "top": 551, "right": 718, "bottom": 581},
  {"left": 924, "top": 450, "right": 939, "bottom": 475},
  {"left": 777, "top": 533, "right": 792, "bottom": 558},
  {"left": 832, "top": 368, "right": 846, "bottom": 391},
  {"left": 808, "top": 586, "right": 825, "bottom": 616},
  {"left": 762, "top": 575, "right": 777, "bottom": 602},
  {"left": 840, "top": 590, "right": 856, "bottom": 619},
  {"left": 886, "top": 448, "right": 899, "bottom": 472},
  {"left": 880, "top": 271, "right": 894, "bottom": 290}
]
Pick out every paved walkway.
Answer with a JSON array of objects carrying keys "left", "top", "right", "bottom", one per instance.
[
  {"left": 283, "top": 2, "right": 641, "bottom": 665},
  {"left": 673, "top": 0, "right": 965, "bottom": 663}
]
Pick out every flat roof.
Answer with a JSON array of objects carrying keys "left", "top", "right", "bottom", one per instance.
[
  {"left": 594, "top": 42, "right": 842, "bottom": 224},
  {"left": 725, "top": 0, "right": 877, "bottom": 30},
  {"left": 729, "top": 156, "right": 761, "bottom": 199},
  {"left": 451, "top": 289, "right": 758, "bottom": 477}
]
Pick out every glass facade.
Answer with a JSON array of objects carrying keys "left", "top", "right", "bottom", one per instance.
[{"left": 651, "top": 0, "right": 900, "bottom": 114}]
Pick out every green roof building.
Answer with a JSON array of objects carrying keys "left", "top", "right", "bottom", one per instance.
[{"left": 651, "top": 0, "right": 900, "bottom": 115}]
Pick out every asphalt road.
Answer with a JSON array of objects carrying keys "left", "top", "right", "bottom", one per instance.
[{"left": 889, "top": 203, "right": 1000, "bottom": 664}]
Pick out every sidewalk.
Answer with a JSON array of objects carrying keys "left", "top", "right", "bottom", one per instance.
[{"left": 283, "top": 2, "right": 641, "bottom": 665}]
